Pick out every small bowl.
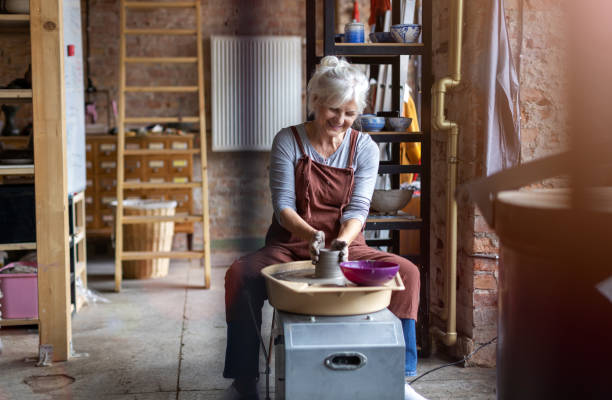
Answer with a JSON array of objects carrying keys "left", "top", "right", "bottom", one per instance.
[
  {"left": 370, "top": 189, "right": 414, "bottom": 214},
  {"left": 340, "top": 260, "right": 399, "bottom": 286},
  {"left": 390, "top": 24, "right": 422, "bottom": 43},
  {"left": 385, "top": 117, "right": 413, "bottom": 131},
  {"left": 358, "top": 114, "right": 385, "bottom": 132},
  {"left": 369, "top": 32, "right": 395, "bottom": 43}
]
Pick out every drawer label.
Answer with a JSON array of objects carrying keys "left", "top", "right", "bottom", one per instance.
[
  {"left": 148, "top": 142, "right": 164, "bottom": 150},
  {"left": 171, "top": 141, "right": 188, "bottom": 150},
  {"left": 149, "top": 178, "right": 165, "bottom": 183},
  {"left": 101, "top": 197, "right": 116, "bottom": 204},
  {"left": 173, "top": 177, "right": 188, "bottom": 183},
  {"left": 172, "top": 160, "right": 188, "bottom": 167},
  {"left": 100, "top": 161, "right": 116, "bottom": 169},
  {"left": 126, "top": 143, "right": 140, "bottom": 150},
  {"left": 149, "top": 160, "right": 164, "bottom": 168},
  {"left": 100, "top": 144, "right": 116, "bottom": 152}
]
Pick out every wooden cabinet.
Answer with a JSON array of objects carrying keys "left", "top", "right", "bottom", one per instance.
[{"left": 85, "top": 134, "right": 196, "bottom": 236}]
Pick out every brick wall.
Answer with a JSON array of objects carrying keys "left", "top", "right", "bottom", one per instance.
[
  {"left": 430, "top": 0, "right": 569, "bottom": 366},
  {"left": 85, "top": 0, "right": 311, "bottom": 263}
]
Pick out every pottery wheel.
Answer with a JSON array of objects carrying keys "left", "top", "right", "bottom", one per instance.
[{"left": 273, "top": 268, "right": 348, "bottom": 287}]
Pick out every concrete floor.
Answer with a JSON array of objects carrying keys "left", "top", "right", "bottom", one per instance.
[{"left": 0, "top": 258, "right": 496, "bottom": 400}]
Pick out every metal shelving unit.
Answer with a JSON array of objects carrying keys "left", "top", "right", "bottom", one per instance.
[{"left": 306, "top": 0, "right": 432, "bottom": 356}]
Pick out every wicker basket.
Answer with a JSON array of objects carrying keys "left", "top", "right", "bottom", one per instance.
[{"left": 119, "top": 200, "right": 177, "bottom": 279}]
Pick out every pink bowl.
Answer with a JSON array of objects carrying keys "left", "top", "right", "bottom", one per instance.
[{"left": 340, "top": 260, "right": 399, "bottom": 286}]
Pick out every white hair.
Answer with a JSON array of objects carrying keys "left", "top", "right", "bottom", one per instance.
[{"left": 307, "top": 56, "right": 369, "bottom": 114}]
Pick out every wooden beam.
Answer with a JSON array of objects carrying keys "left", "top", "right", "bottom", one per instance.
[
  {"left": 196, "top": 1, "right": 212, "bottom": 289},
  {"left": 30, "top": 0, "right": 72, "bottom": 362}
]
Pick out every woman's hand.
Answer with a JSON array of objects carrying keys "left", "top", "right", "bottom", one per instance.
[
  {"left": 309, "top": 230, "right": 325, "bottom": 264},
  {"left": 330, "top": 239, "right": 349, "bottom": 262}
]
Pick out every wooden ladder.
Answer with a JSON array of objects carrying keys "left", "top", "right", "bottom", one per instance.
[{"left": 115, "top": 0, "right": 211, "bottom": 291}]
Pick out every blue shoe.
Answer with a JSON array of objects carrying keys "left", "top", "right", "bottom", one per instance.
[{"left": 401, "top": 319, "right": 418, "bottom": 377}]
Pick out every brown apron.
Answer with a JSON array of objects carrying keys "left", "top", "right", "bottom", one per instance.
[{"left": 223, "top": 125, "right": 419, "bottom": 378}]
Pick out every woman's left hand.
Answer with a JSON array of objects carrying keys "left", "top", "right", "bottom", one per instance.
[{"left": 330, "top": 239, "right": 349, "bottom": 262}]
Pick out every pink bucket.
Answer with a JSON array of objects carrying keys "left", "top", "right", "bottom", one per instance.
[{"left": 0, "top": 262, "right": 38, "bottom": 319}]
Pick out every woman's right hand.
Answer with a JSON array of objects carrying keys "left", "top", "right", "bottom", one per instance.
[{"left": 309, "top": 230, "right": 325, "bottom": 264}]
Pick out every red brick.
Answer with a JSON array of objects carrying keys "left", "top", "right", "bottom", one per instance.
[
  {"left": 474, "top": 274, "right": 497, "bottom": 290},
  {"left": 472, "top": 235, "right": 500, "bottom": 254},
  {"left": 473, "top": 257, "right": 498, "bottom": 272},
  {"left": 474, "top": 290, "right": 498, "bottom": 307}
]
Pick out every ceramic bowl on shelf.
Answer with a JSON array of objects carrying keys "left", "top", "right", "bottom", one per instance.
[
  {"left": 385, "top": 117, "right": 413, "bottom": 131},
  {"left": 370, "top": 189, "right": 414, "bottom": 214},
  {"left": 369, "top": 32, "right": 395, "bottom": 43},
  {"left": 390, "top": 24, "right": 422, "bottom": 43},
  {"left": 340, "top": 260, "right": 399, "bottom": 286},
  {"left": 357, "top": 114, "right": 385, "bottom": 132}
]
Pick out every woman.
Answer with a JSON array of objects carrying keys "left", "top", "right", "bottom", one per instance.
[{"left": 224, "top": 56, "right": 420, "bottom": 398}]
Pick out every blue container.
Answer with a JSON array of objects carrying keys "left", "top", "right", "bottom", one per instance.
[
  {"left": 344, "top": 22, "right": 364, "bottom": 43},
  {"left": 358, "top": 114, "right": 385, "bottom": 132}
]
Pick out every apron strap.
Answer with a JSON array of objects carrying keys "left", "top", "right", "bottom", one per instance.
[
  {"left": 290, "top": 126, "right": 307, "bottom": 158},
  {"left": 347, "top": 129, "right": 359, "bottom": 169}
]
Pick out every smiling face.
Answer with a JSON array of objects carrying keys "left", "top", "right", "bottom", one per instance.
[{"left": 313, "top": 98, "right": 359, "bottom": 139}]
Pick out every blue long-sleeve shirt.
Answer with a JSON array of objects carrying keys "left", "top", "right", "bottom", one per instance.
[{"left": 270, "top": 124, "right": 379, "bottom": 225}]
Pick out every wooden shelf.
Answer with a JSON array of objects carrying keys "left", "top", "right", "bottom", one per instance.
[
  {"left": 0, "top": 164, "right": 34, "bottom": 175},
  {"left": 122, "top": 251, "right": 204, "bottom": 260},
  {"left": 0, "top": 242, "right": 36, "bottom": 251},
  {"left": 368, "top": 132, "right": 424, "bottom": 143},
  {"left": 378, "top": 164, "right": 421, "bottom": 174},
  {"left": 0, "top": 14, "right": 29, "bottom": 31},
  {"left": 122, "top": 181, "right": 201, "bottom": 189},
  {"left": 0, "top": 89, "right": 33, "bottom": 103},
  {"left": 334, "top": 43, "right": 424, "bottom": 56},
  {"left": 123, "top": 148, "right": 200, "bottom": 155},
  {"left": 365, "top": 215, "right": 422, "bottom": 230},
  {"left": 0, "top": 318, "right": 39, "bottom": 327}
]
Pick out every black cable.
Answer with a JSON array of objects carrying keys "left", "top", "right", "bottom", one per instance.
[{"left": 409, "top": 336, "right": 498, "bottom": 385}]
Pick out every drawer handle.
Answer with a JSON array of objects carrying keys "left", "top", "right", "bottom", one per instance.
[{"left": 324, "top": 352, "right": 367, "bottom": 371}]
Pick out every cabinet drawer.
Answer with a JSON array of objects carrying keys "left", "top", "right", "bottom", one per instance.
[
  {"left": 100, "top": 212, "right": 114, "bottom": 228},
  {"left": 98, "top": 142, "right": 117, "bottom": 156},
  {"left": 167, "top": 190, "right": 191, "bottom": 212},
  {"left": 169, "top": 139, "right": 190, "bottom": 150},
  {"left": 99, "top": 160, "right": 117, "bottom": 175},
  {"left": 170, "top": 158, "right": 191, "bottom": 174},
  {"left": 99, "top": 194, "right": 117, "bottom": 210},
  {"left": 147, "top": 141, "right": 165, "bottom": 150},
  {"left": 99, "top": 177, "right": 117, "bottom": 192}
]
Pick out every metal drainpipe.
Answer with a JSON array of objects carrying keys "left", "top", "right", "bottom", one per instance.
[{"left": 431, "top": 0, "right": 463, "bottom": 347}]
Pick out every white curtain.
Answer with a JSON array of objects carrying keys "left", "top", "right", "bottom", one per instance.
[{"left": 482, "top": 0, "right": 521, "bottom": 175}]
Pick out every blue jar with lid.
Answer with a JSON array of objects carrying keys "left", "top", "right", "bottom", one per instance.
[{"left": 344, "top": 21, "right": 364, "bottom": 43}]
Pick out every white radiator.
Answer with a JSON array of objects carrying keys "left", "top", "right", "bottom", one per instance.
[{"left": 211, "top": 36, "right": 302, "bottom": 151}]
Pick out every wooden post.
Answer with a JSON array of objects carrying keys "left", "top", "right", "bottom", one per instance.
[{"left": 30, "top": 0, "right": 72, "bottom": 361}]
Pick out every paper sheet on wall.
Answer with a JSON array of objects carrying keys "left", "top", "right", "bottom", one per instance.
[{"left": 63, "top": 0, "right": 87, "bottom": 194}]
